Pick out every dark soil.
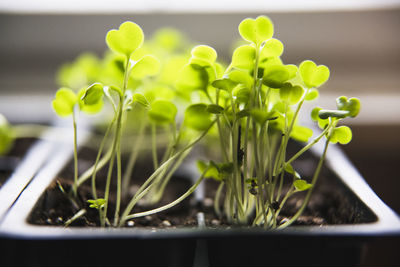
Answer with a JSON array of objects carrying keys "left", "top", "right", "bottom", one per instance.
[
  {"left": 0, "top": 138, "right": 36, "bottom": 187},
  {"left": 28, "top": 146, "right": 199, "bottom": 228},
  {"left": 28, "top": 141, "right": 377, "bottom": 229}
]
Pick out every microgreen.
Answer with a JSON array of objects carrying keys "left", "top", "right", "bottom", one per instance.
[{"left": 31, "top": 16, "right": 362, "bottom": 229}]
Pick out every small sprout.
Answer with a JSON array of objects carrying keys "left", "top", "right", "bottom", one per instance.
[
  {"left": 336, "top": 96, "right": 361, "bottom": 118},
  {"left": 233, "top": 86, "right": 251, "bottom": 104},
  {"left": 231, "top": 45, "right": 256, "bottom": 69},
  {"left": 81, "top": 83, "right": 104, "bottom": 105},
  {"left": 190, "top": 45, "right": 218, "bottom": 67},
  {"left": 293, "top": 180, "right": 313, "bottom": 192},
  {"left": 52, "top": 88, "right": 78, "bottom": 117},
  {"left": 184, "top": 104, "right": 213, "bottom": 131},
  {"left": 132, "top": 93, "right": 150, "bottom": 109},
  {"left": 305, "top": 88, "right": 319, "bottom": 101},
  {"left": 130, "top": 55, "right": 161, "bottom": 79},
  {"left": 330, "top": 126, "right": 352, "bottom": 144},
  {"left": 299, "top": 60, "right": 330, "bottom": 88},
  {"left": 148, "top": 100, "right": 177, "bottom": 125},
  {"left": 87, "top": 199, "right": 106, "bottom": 210},
  {"left": 260, "top": 38, "right": 284, "bottom": 59},
  {"left": 238, "top": 16, "right": 274, "bottom": 45},
  {"left": 262, "top": 65, "right": 291, "bottom": 88},
  {"left": 106, "top": 21, "right": 144, "bottom": 57},
  {"left": 279, "top": 83, "right": 304, "bottom": 105}
]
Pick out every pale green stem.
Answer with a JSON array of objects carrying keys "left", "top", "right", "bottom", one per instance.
[
  {"left": 124, "top": 168, "right": 208, "bottom": 220},
  {"left": 151, "top": 123, "right": 158, "bottom": 170},
  {"left": 72, "top": 110, "right": 79, "bottom": 197}
]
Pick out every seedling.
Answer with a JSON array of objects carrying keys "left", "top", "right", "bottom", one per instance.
[{"left": 186, "top": 15, "right": 361, "bottom": 228}]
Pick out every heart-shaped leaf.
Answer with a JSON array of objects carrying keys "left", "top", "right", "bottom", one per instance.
[
  {"left": 279, "top": 83, "right": 304, "bottom": 105},
  {"left": 305, "top": 88, "right": 319, "bottom": 101},
  {"left": 330, "top": 126, "right": 352, "bottom": 144},
  {"left": 299, "top": 60, "right": 330, "bottom": 88},
  {"left": 106, "top": 21, "right": 144, "bottom": 58},
  {"left": 231, "top": 45, "right": 255, "bottom": 69},
  {"left": 262, "top": 65, "right": 290, "bottom": 88},
  {"left": 228, "top": 70, "right": 253, "bottom": 89},
  {"left": 336, "top": 96, "right": 361, "bottom": 118},
  {"left": 239, "top": 16, "right": 274, "bottom": 45},
  {"left": 260, "top": 38, "right": 284, "bottom": 59},
  {"left": 52, "top": 88, "right": 78, "bottom": 117},
  {"left": 148, "top": 100, "right": 177, "bottom": 125},
  {"left": 130, "top": 55, "right": 160, "bottom": 79},
  {"left": 233, "top": 85, "right": 251, "bottom": 104},
  {"left": 184, "top": 104, "right": 213, "bottom": 131},
  {"left": 190, "top": 45, "right": 217, "bottom": 67}
]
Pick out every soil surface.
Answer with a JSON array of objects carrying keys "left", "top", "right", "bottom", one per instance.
[{"left": 28, "top": 142, "right": 377, "bottom": 228}]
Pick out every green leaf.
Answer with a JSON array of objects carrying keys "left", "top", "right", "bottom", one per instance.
[
  {"left": 148, "top": 100, "right": 177, "bottom": 124},
  {"left": 260, "top": 38, "right": 284, "bottom": 59},
  {"left": 78, "top": 88, "right": 104, "bottom": 114},
  {"left": 233, "top": 85, "right": 251, "bottom": 104},
  {"left": 231, "top": 45, "right": 255, "bottom": 69},
  {"left": 106, "top": 21, "right": 144, "bottom": 57},
  {"left": 176, "top": 64, "right": 209, "bottom": 92},
  {"left": 211, "top": 78, "right": 238, "bottom": 92},
  {"left": 184, "top": 104, "right": 213, "bottom": 131},
  {"left": 305, "top": 88, "right": 319, "bottom": 101},
  {"left": 87, "top": 198, "right": 106, "bottom": 210},
  {"left": 330, "top": 126, "right": 352, "bottom": 144},
  {"left": 190, "top": 45, "right": 217, "bottom": 67},
  {"left": 130, "top": 55, "right": 160, "bottom": 79},
  {"left": 236, "top": 109, "right": 250, "bottom": 120},
  {"left": 299, "top": 60, "right": 330, "bottom": 88},
  {"left": 311, "top": 107, "right": 322, "bottom": 121},
  {"left": 52, "top": 88, "right": 78, "bottom": 117},
  {"left": 196, "top": 160, "right": 220, "bottom": 181},
  {"left": 290, "top": 125, "right": 313, "bottom": 143},
  {"left": 238, "top": 16, "right": 274, "bottom": 45},
  {"left": 318, "top": 109, "right": 349, "bottom": 120},
  {"left": 262, "top": 65, "right": 290, "bottom": 88},
  {"left": 250, "top": 109, "right": 278, "bottom": 125},
  {"left": 293, "top": 180, "right": 313, "bottom": 191},
  {"left": 279, "top": 83, "right": 304, "bottom": 105},
  {"left": 0, "top": 114, "right": 15, "bottom": 155},
  {"left": 336, "top": 96, "right": 361, "bottom": 118},
  {"left": 228, "top": 70, "right": 253, "bottom": 89},
  {"left": 206, "top": 104, "right": 224, "bottom": 114},
  {"left": 132, "top": 93, "right": 150, "bottom": 109},
  {"left": 81, "top": 83, "right": 104, "bottom": 105}
]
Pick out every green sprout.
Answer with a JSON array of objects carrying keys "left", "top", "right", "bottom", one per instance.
[{"left": 39, "top": 16, "right": 362, "bottom": 229}]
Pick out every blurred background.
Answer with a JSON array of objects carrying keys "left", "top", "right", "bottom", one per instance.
[{"left": 0, "top": 0, "right": 399, "bottom": 266}]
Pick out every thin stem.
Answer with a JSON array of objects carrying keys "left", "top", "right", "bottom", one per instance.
[
  {"left": 214, "top": 181, "right": 224, "bottom": 218},
  {"left": 72, "top": 110, "right": 79, "bottom": 197},
  {"left": 151, "top": 123, "right": 158, "bottom": 170},
  {"left": 124, "top": 168, "right": 208, "bottom": 220},
  {"left": 278, "top": 137, "right": 331, "bottom": 229}
]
